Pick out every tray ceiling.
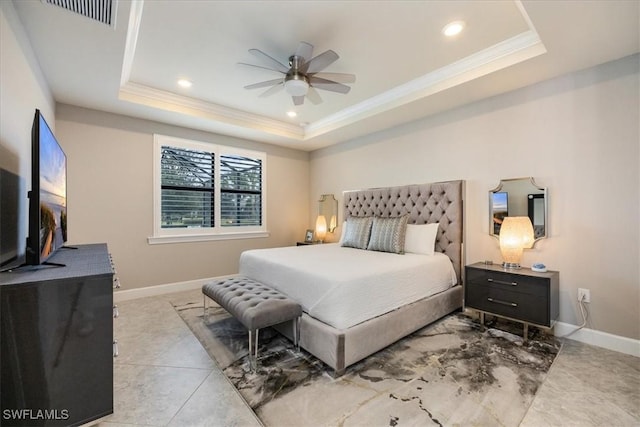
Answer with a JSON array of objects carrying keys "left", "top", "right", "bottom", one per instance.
[{"left": 11, "top": 0, "right": 639, "bottom": 150}]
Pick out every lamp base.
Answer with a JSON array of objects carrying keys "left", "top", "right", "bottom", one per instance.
[{"left": 502, "top": 262, "right": 522, "bottom": 269}]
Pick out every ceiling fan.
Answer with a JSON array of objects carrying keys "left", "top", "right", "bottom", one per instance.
[{"left": 239, "top": 41, "right": 356, "bottom": 106}]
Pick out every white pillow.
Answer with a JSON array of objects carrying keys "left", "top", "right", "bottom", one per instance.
[{"left": 404, "top": 223, "right": 439, "bottom": 255}]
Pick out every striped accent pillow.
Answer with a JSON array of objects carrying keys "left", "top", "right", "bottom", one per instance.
[
  {"left": 341, "top": 217, "right": 373, "bottom": 249},
  {"left": 367, "top": 215, "right": 409, "bottom": 254}
]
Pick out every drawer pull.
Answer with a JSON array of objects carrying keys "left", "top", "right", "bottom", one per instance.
[
  {"left": 113, "top": 304, "right": 119, "bottom": 318},
  {"left": 487, "top": 297, "right": 517, "bottom": 307},
  {"left": 487, "top": 278, "right": 517, "bottom": 286},
  {"left": 113, "top": 339, "right": 119, "bottom": 358}
]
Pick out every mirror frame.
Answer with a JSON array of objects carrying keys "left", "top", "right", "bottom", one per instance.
[
  {"left": 489, "top": 177, "right": 547, "bottom": 244},
  {"left": 318, "top": 194, "right": 338, "bottom": 233}
]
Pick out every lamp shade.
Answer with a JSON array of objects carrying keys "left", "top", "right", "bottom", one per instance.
[
  {"left": 499, "top": 216, "right": 534, "bottom": 268},
  {"left": 315, "top": 215, "right": 327, "bottom": 242}
]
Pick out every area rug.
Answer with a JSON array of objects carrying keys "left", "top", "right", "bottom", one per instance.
[{"left": 171, "top": 290, "right": 562, "bottom": 426}]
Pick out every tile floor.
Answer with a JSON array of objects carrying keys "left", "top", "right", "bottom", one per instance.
[{"left": 99, "top": 290, "right": 639, "bottom": 427}]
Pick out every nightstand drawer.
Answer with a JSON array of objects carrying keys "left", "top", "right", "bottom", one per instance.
[
  {"left": 465, "top": 263, "right": 559, "bottom": 330},
  {"left": 466, "top": 284, "right": 549, "bottom": 326},
  {"left": 466, "top": 267, "right": 548, "bottom": 298}
]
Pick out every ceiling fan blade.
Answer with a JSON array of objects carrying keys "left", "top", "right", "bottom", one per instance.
[
  {"left": 238, "top": 62, "right": 286, "bottom": 74},
  {"left": 296, "top": 41, "right": 314, "bottom": 62},
  {"left": 304, "top": 50, "right": 339, "bottom": 73},
  {"left": 292, "top": 95, "right": 305, "bottom": 106},
  {"left": 309, "top": 76, "right": 351, "bottom": 94},
  {"left": 259, "top": 83, "right": 284, "bottom": 98},
  {"left": 310, "top": 72, "right": 356, "bottom": 83},
  {"left": 244, "top": 78, "right": 284, "bottom": 90},
  {"left": 306, "top": 87, "right": 323, "bottom": 105},
  {"left": 248, "top": 48, "right": 290, "bottom": 73}
]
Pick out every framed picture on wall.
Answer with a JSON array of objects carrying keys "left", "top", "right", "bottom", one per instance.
[{"left": 304, "top": 229, "right": 315, "bottom": 243}]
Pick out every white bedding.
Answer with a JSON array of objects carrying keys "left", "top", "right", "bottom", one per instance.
[{"left": 239, "top": 243, "right": 457, "bottom": 330}]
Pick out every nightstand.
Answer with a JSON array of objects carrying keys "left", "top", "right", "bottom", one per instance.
[
  {"left": 296, "top": 241, "right": 319, "bottom": 246},
  {"left": 465, "top": 262, "right": 559, "bottom": 339}
]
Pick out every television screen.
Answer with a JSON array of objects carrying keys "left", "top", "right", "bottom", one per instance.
[{"left": 26, "top": 109, "right": 67, "bottom": 265}]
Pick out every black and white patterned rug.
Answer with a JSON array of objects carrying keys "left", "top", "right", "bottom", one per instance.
[{"left": 172, "top": 291, "right": 561, "bottom": 426}]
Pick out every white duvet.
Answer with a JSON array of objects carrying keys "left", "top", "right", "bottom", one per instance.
[{"left": 239, "top": 243, "right": 457, "bottom": 330}]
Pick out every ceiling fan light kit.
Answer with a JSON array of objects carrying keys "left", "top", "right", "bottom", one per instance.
[
  {"left": 284, "top": 74, "right": 309, "bottom": 97},
  {"left": 240, "top": 42, "right": 355, "bottom": 106}
]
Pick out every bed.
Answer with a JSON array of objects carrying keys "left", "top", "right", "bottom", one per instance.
[{"left": 239, "top": 180, "right": 464, "bottom": 375}]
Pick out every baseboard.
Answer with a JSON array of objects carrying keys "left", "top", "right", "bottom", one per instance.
[
  {"left": 554, "top": 322, "right": 640, "bottom": 358},
  {"left": 114, "top": 281, "right": 639, "bottom": 359},
  {"left": 113, "top": 275, "right": 236, "bottom": 302}
]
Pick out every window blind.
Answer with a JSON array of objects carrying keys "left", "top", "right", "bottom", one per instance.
[
  {"left": 160, "top": 146, "right": 214, "bottom": 228},
  {"left": 220, "top": 155, "right": 262, "bottom": 227}
]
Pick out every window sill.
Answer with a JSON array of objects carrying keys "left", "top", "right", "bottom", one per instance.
[{"left": 147, "top": 231, "right": 270, "bottom": 245}]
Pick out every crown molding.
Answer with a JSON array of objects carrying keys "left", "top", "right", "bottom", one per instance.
[
  {"left": 120, "top": 0, "right": 144, "bottom": 86},
  {"left": 305, "top": 30, "right": 546, "bottom": 139},
  {"left": 118, "top": 0, "right": 545, "bottom": 145},
  {"left": 119, "top": 82, "right": 305, "bottom": 139},
  {"left": 118, "top": 0, "right": 303, "bottom": 141}
]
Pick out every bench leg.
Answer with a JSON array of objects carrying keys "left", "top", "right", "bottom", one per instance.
[
  {"left": 255, "top": 328, "right": 259, "bottom": 362},
  {"left": 293, "top": 316, "right": 301, "bottom": 351},
  {"left": 203, "top": 295, "right": 208, "bottom": 323},
  {"left": 248, "top": 329, "right": 259, "bottom": 372}
]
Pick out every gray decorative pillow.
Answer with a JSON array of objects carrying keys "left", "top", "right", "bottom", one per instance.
[
  {"left": 341, "top": 216, "right": 373, "bottom": 249},
  {"left": 367, "top": 215, "right": 409, "bottom": 254}
]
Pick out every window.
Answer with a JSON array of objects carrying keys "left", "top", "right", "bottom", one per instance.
[
  {"left": 219, "top": 155, "right": 263, "bottom": 227},
  {"left": 160, "top": 145, "right": 214, "bottom": 229},
  {"left": 150, "top": 135, "right": 267, "bottom": 244}
]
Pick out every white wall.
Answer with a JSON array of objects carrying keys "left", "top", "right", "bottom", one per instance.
[
  {"left": 55, "top": 105, "right": 309, "bottom": 290},
  {"left": 310, "top": 55, "right": 640, "bottom": 341},
  {"left": 0, "top": 2, "right": 55, "bottom": 265}
]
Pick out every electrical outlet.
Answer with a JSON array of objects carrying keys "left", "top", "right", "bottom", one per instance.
[{"left": 578, "top": 288, "right": 591, "bottom": 303}]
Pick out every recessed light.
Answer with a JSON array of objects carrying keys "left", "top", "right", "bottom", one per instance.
[
  {"left": 287, "top": 111, "right": 297, "bottom": 118},
  {"left": 177, "top": 79, "right": 192, "bottom": 88},
  {"left": 442, "top": 21, "right": 465, "bottom": 37}
]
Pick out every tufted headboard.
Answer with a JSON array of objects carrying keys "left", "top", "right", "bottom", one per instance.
[{"left": 343, "top": 180, "right": 464, "bottom": 284}]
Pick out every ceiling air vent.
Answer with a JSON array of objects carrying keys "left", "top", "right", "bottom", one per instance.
[{"left": 42, "top": 0, "right": 116, "bottom": 27}]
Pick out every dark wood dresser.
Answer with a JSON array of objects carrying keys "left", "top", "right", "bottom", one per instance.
[
  {"left": 1, "top": 244, "right": 115, "bottom": 426},
  {"left": 465, "top": 262, "right": 559, "bottom": 338}
]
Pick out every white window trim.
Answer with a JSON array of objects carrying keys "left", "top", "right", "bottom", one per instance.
[{"left": 148, "top": 134, "right": 268, "bottom": 245}]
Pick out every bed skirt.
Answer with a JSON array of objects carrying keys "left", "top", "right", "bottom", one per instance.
[{"left": 275, "top": 285, "right": 463, "bottom": 375}]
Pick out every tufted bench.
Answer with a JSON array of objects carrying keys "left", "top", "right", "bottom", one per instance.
[{"left": 202, "top": 275, "right": 302, "bottom": 370}]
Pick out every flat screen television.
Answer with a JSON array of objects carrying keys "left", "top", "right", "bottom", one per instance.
[{"left": 25, "top": 109, "right": 68, "bottom": 266}]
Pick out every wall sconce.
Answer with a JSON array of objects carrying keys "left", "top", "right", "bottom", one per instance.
[
  {"left": 315, "top": 215, "right": 327, "bottom": 242},
  {"left": 499, "top": 216, "right": 534, "bottom": 269}
]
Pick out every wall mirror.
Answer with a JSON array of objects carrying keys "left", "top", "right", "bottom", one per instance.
[
  {"left": 489, "top": 177, "right": 547, "bottom": 242},
  {"left": 318, "top": 194, "right": 338, "bottom": 233}
]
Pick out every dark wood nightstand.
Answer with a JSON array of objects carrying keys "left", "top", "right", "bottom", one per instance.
[{"left": 465, "top": 262, "right": 559, "bottom": 339}]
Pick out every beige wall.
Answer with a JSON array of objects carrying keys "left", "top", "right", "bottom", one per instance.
[
  {"left": 56, "top": 105, "right": 309, "bottom": 289},
  {"left": 310, "top": 55, "right": 640, "bottom": 341},
  {"left": 0, "top": 2, "right": 55, "bottom": 264},
  {"left": 3, "top": 0, "right": 638, "bottom": 341}
]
